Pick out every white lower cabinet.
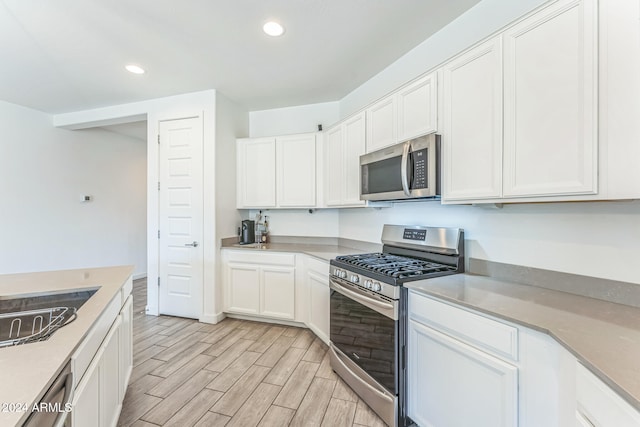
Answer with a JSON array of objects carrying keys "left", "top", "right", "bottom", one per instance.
[
  {"left": 69, "top": 277, "right": 133, "bottom": 427},
  {"left": 305, "top": 256, "right": 330, "bottom": 344},
  {"left": 119, "top": 295, "right": 133, "bottom": 401},
  {"left": 576, "top": 363, "right": 640, "bottom": 427},
  {"left": 261, "top": 266, "right": 296, "bottom": 320},
  {"left": 223, "top": 250, "right": 296, "bottom": 321},
  {"left": 407, "top": 292, "right": 518, "bottom": 427},
  {"left": 70, "top": 352, "right": 100, "bottom": 427},
  {"left": 407, "top": 290, "right": 640, "bottom": 427},
  {"left": 70, "top": 316, "right": 122, "bottom": 427}
]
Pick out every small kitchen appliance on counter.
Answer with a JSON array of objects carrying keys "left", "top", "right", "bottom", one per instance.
[
  {"left": 238, "top": 220, "right": 255, "bottom": 245},
  {"left": 329, "top": 224, "right": 464, "bottom": 427}
]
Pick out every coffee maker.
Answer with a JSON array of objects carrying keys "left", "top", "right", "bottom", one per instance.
[{"left": 238, "top": 220, "right": 255, "bottom": 245}]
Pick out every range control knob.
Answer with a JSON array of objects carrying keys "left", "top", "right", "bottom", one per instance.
[
  {"left": 363, "top": 279, "right": 372, "bottom": 289},
  {"left": 350, "top": 275, "right": 359, "bottom": 284},
  {"left": 340, "top": 270, "right": 347, "bottom": 279},
  {"left": 372, "top": 282, "right": 382, "bottom": 292}
]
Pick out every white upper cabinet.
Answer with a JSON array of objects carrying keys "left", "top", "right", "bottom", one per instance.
[
  {"left": 343, "top": 113, "right": 367, "bottom": 205},
  {"left": 442, "top": 37, "right": 503, "bottom": 201},
  {"left": 324, "top": 125, "right": 343, "bottom": 207},
  {"left": 442, "top": 0, "right": 599, "bottom": 204},
  {"left": 366, "top": 72, "right": 438, "bottom": 153},
  {"left": 397, "top": 73, "right": 438, "bottom": 142},
  {"left": 236, "top": 137, "right": 277, "bottom": 208},
  {"left": 325, "top": 112, "right": 366, "bottom": 207},
  {"left": 276, "top": 134, "right": 316, "bottom": 207},
  {"left": 366, "top": 95, "right": 396, "bottom": 152},
  {"left": 237, "top": 133, "right": 317, "bottom": 209},
  {"left": 502, "top": 0, "right": 598, "bottom": 197}
]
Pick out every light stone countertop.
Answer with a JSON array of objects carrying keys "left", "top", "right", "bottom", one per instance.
[
  {"left": 0, "top": 265, "right": 134, "bottom": 426},
  {"left": 221, "top": 240, "right": 378, "bottom": 262},
  {"left": 404, "top": 273, "right": 640, "bottom": 412}
]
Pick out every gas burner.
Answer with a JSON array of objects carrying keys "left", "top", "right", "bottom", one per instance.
[{"left": 335, "top": 253, "right": 456, "bottom": 280}]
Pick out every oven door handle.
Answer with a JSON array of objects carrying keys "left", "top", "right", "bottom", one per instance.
[
  {"left": 330, "top": 279, "right": 397, "bottom": 320},
  {"left": 330, "top": 343, "right": 395, "bottom": 402},
  {"left": 400, "top": 140, "right": 412, "bottom": 197}
]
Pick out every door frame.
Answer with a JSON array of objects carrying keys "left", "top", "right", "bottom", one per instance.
[
  {"left": 146, "top": 108, "right": 216, "bottom": 322},
  {"left": 157, "top": 115, "right": 205, "bottom": 319}
]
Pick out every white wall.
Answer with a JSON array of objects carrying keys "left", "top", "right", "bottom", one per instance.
[
  {"left": 0, "top": 100, "right": 147, "bottom": 277},
  {"left": 215, "top": 92, "right": 249, "bottom": 314},
  {"left": 247, "top": 209, "right": 340, "bottom": 238},
  {"left": 249, "top": 101, "right": 340, "bottom": 137},
  {"left": 339, "top": 201, "right": 640, "bottom": 285}
]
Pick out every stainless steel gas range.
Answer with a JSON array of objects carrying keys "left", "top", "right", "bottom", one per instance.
[{"left": 329, "top": 224, "right": 464, "bottom": 426}]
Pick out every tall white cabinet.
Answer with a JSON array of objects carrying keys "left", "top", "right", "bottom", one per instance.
[
  {"left": 442, "top": 37, "right": 503, "bottom": 201},
  {"left": 502, "top": 0, "right": 598, "bottom": 197},
  {"left": 325, "top": 112, "right": 366, "bottom": 207}
]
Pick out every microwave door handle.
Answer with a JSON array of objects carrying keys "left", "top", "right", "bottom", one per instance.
[{"left": 400, "top": 140, "right": 412, "bottom": 197}]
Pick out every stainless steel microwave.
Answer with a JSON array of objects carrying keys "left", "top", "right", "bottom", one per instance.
[{"left": 360, "top": 134, "right": 440, "bottom": 201}]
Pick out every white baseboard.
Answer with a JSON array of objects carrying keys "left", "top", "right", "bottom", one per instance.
[
  {"left": 199, "top": 312, "right": 226, "bottom": 324},
  {"left": 225, "top": 313, "right": 306, "bottom": 329}
]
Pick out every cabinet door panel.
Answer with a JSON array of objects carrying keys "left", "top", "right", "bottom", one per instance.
[
  {"left": 71, "top": 350, "right": 101, "bottom": 427},
  {"left": 261, "top": 266, "right": 295, "bottom": 319},
  {"left": 408, "top": 319, "right": 518, "bottom": 427},
  {"left": 397, "top": 73, "right": 438, "bottom": 141},
  {"left": 503, "top": 0, "right": 597, "bottom": 197},
  {"left": 343, "top": 112, "right": 366, "bottom": 205},
  {"left": 277, "top": 134, "right": 316, "bottom": 207},
  {"left": 237, "top": 138, "right": 276, "bottom": 207},
  {"left": 226, "top": 264, "right": 260, "bottom": 314},
  {"left": 307, "top": 270, "right": 329, "bottom": 344},
  {"left": 325, "top": 126, "right": 343, "bottom": 206},
  {"left": 442, "top": 37, "right": 503, "bottom": 200},
  {"left": 101, "top": 317, "right": 121, "bottom": 427},
  {"left": 366, "top": 96, "right": 396, "bottom": 152},
  {"left": 576, "top": 363, "right": 640, "bottom": 427},
  {"left": 119, "top": 295, "right": 133, "bottom": 401}
]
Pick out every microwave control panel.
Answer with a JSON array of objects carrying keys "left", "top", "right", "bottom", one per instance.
[{"left": 411, "top": 148, "right": 427, "bottom": 189}]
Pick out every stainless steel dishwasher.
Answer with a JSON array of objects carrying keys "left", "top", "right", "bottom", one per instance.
[{"left": 23, "top": 361, "right": 73, "bottom": 427}]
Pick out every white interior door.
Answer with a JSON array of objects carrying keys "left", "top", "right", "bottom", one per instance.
[{"left": 158, "top": 116, "right": 203, "bottom": 319}]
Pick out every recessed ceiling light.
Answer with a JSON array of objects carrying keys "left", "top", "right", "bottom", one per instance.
[
  {"left": 263, "top": 21, "right": 285, "bottom": 37},
  {"left": 125, "top": 65, "right": 145, "bottom": 74}
]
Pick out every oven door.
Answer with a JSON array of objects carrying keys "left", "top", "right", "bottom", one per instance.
[{"left": 329, "top": 277, "right": 398, "bottom": 394}]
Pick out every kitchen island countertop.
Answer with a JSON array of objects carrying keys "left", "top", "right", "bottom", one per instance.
[{"left": 0, "top": 265, "right": 134, "bottom": 426}]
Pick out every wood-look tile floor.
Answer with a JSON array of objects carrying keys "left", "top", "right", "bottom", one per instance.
[{"left": 118, "top": 279, "right": 386, "bottom": 427}]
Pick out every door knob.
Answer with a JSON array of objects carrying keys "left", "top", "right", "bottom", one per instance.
[{"left": 185, "top": 241, "right": 199, "bottom": 247}]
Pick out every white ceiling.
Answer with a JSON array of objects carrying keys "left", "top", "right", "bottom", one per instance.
[{"left": 0, "top": 0, "right": 481, "bottom": 114}]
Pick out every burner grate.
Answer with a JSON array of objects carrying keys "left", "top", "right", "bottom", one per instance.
[{"left": 335, "top": 253, "right": 456, "bottom": 279}]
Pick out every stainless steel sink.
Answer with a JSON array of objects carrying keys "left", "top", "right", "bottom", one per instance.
[{"left": 0, "top": 288, "right": 98, "bottom": 347}]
